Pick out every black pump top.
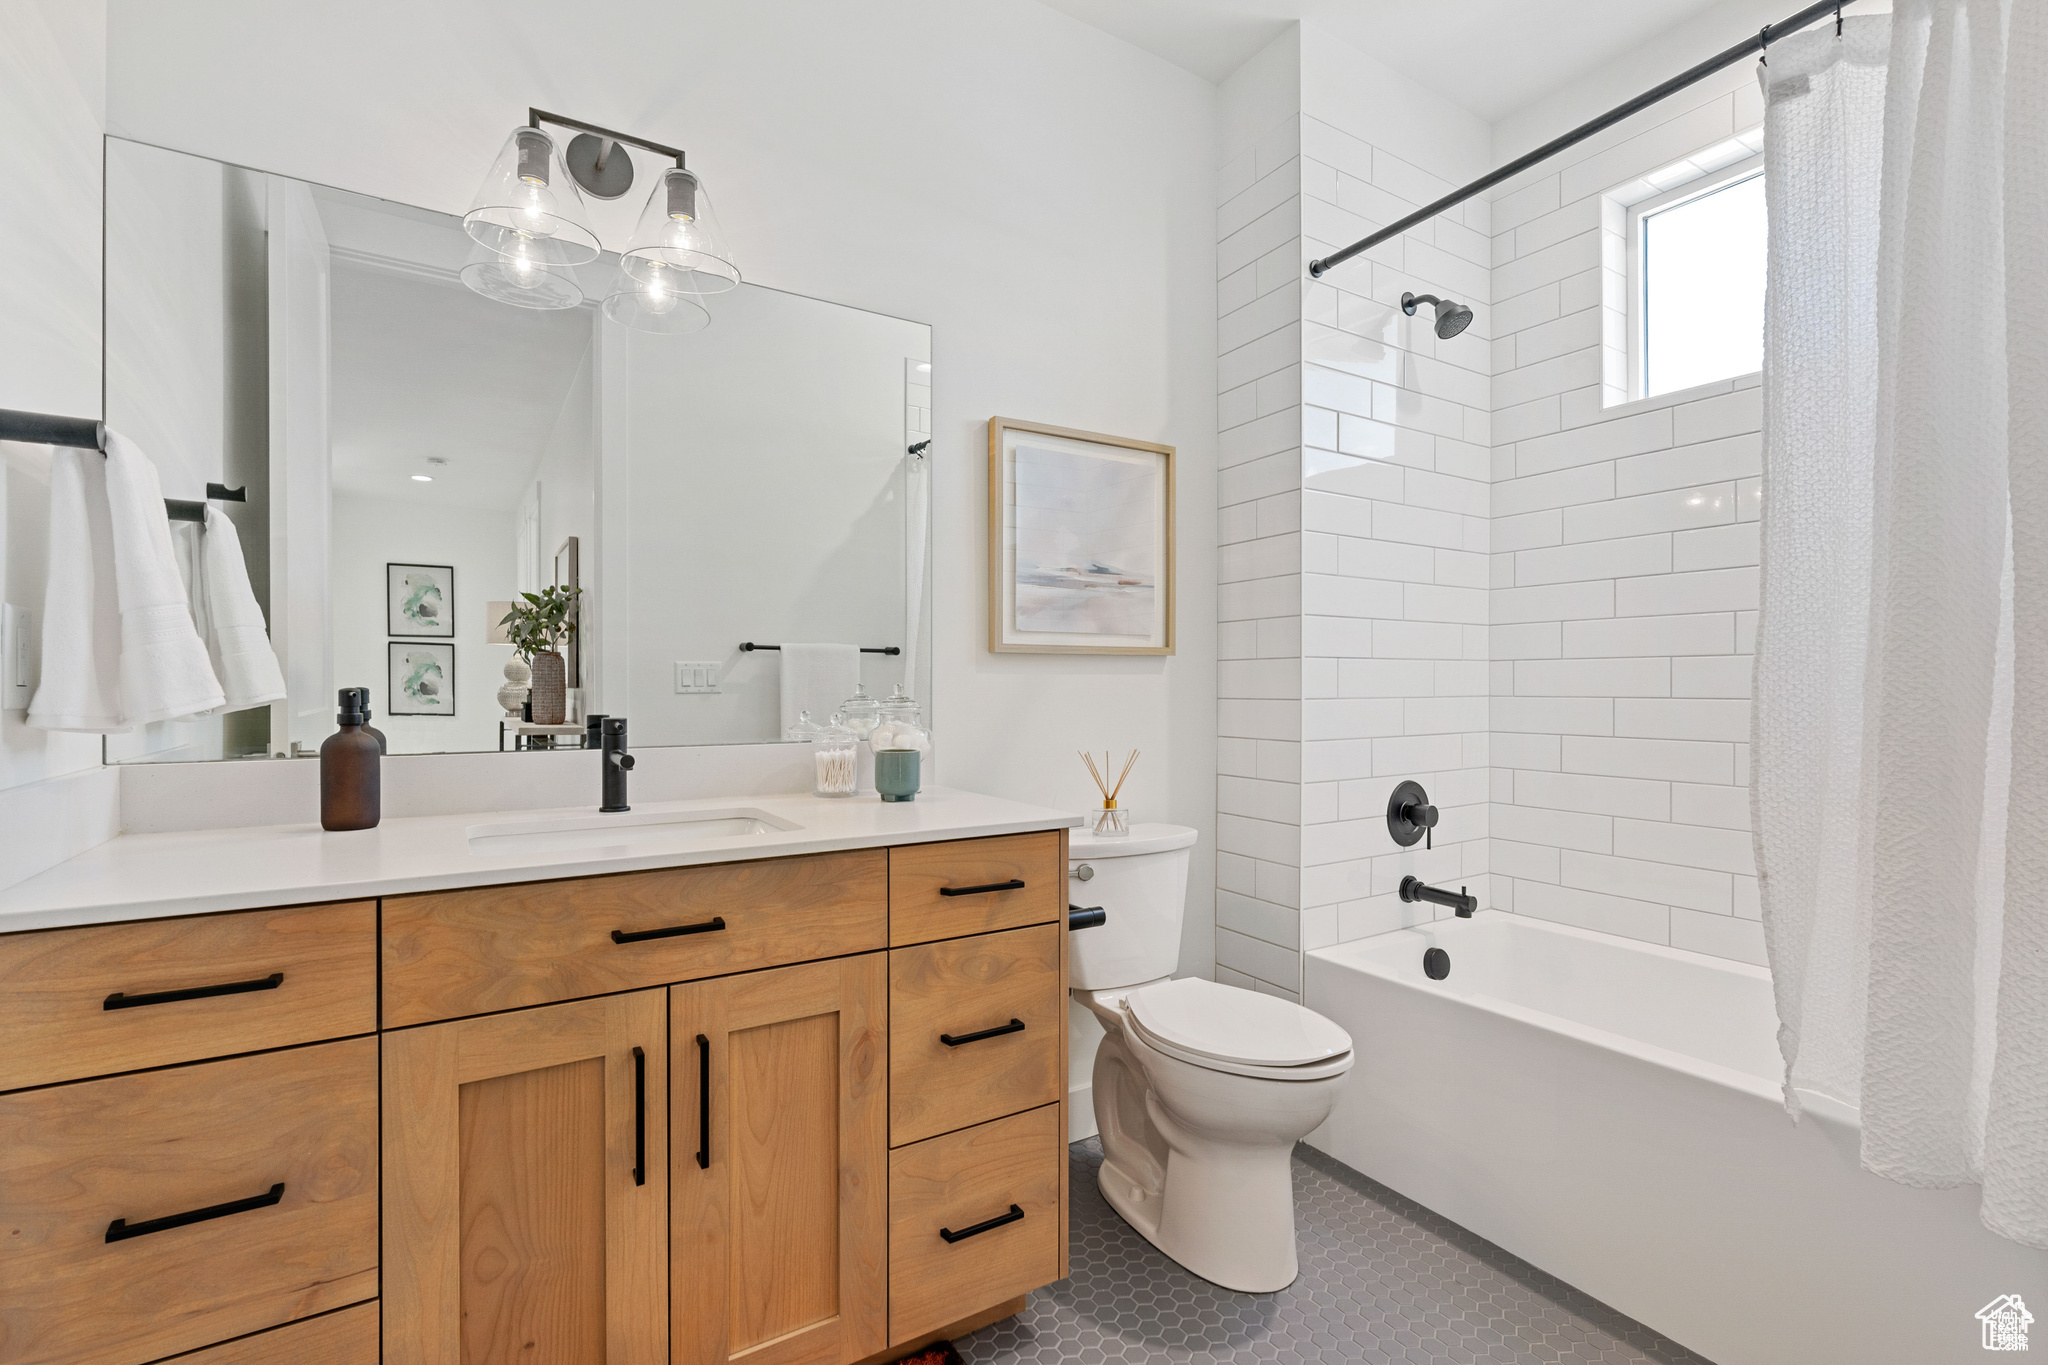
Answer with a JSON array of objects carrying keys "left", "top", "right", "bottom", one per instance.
[{"left": 337, "top": 687, "right": 369, "bottom": 725}]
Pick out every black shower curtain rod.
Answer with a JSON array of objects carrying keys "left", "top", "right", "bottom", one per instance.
[
  {"left": 1307, "top": 0, "right": 1847, "bottom": 279},
  {"left": 0, "top": 405, "right": 247, "bottom": 522}
]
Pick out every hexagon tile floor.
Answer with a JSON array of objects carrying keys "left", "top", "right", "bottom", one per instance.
[{"left": 956, "top": 1138, "right": 1715, "bottom": 1365}]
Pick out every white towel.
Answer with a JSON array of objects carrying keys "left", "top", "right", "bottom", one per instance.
[
  {"left": 25, "top": 446, "right": 124, "bottom": 731},
  {"left": 27, "top": 433, "right": 224, "bottom": 731},
  {"left": 777, "top": 644, "right": 860, "bottom": 735},
  {"left": 197, "top": 505, "right": 285, "bottom": 710}
]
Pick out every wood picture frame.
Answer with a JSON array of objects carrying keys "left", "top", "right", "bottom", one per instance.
[
  {"left": 987, "top": 418, "right": 1175, "bottom": 655},
  {"left": 554, "top": 536, "right": 581, "bottom": 688}
]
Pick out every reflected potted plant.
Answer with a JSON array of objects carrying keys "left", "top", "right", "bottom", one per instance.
[{"left": 499, "top": 586, "right": 581, "bottom": 725}]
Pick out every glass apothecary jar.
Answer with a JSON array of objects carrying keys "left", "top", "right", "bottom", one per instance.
[
  {"left": 837, "top": 682, "right": 881, "bottom": 741},
  {"left": 783, "top": 709, "right": 823, "bottom": 743},
  {"left": 812, "top": 716, "right": 859, "bottom": 797}
]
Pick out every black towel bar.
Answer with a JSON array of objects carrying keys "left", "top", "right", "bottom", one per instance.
[
  {"left": 740, "top": 642, "right": 901, "bottom": 656},
  {"left": 0, "top": 407, "right": 249, "bottom": 523}
]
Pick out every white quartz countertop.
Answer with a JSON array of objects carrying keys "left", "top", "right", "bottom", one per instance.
[{"left": 0, "top": 787, "right": 1082, "bottom": 933}]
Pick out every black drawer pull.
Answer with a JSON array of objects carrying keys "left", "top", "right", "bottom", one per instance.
[
  {"left": 940, "top": 1018, "right": 1026, "bottom": 1047},
  {"left": 632, "top": 1046, "right": 647, "bottom": 1187},
  {"left": 103, "top": 972, "right": 284, "bottom": 1011},
  {"left": 695, "top": 1033, "right": 711, "bottom": 1170},
  {"left": 1068, "top": 904, "right": 1106, "bottom": 930},
  {"left": 105, "top": 1182, "right": 285, "bottom": 1243},
  {"left": 937, "top": 879, "right": 1025, "bottom": 898},
  {"left": 940, "top": 1203, "right": 1024, "bottom": 1243},
  {"left": 612, "top": 916, "right": 726, "bottom": 944}
]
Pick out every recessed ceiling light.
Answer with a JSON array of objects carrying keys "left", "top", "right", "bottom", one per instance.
[{"left": 412, "top": 474, "right": 433, "bottom": 482}]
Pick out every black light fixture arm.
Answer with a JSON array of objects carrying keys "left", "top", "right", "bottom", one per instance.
[
  {"left": 528, "top": 108, "right": 686, "bottom": 168},
  {"left": 1307, "top": 0, "right": 1850, "bottom": 279}
]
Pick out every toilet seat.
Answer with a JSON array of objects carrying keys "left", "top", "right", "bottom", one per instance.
[{"left": 1124, "top": 978, "right": 1354, "bottom": 1081}]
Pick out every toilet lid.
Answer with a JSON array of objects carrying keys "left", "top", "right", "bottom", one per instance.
[{"left": 1126, "top": 978, "right": 1352, "bottom": 1068}]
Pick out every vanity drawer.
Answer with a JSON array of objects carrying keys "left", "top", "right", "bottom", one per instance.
[
  {"left": 890, "top": 923, "right": 1062, "bottom": 1145},
  {"left": 0, "top": 900, "right": 377, "bottom": 1093},
  {"left": 382, "top": 849, "right": 889, "bottom": 1025},
  {"left": 0, "top": 1037, "right": 380, "bottom": 1365},
  {"left": 167, "top": 1301, "right": 378, "bottom": 1365},
  {"left": 888, "top": 1104, "right": 1063, "bottom": 1346},
  {"left": 889, "top": 832, "right": 1064, "bottom": 947}
]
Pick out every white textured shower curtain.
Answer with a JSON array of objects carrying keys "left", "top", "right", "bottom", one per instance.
[{"left": 1755, "top": 0, "right": 2048, "bottom": 1246}]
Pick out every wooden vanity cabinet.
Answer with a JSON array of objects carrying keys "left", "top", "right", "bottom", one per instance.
[
  {"left": 671, "top": 954, "right": 890, "bottom": 1365},
  {"left": 381, "top": 990, "right": 669, "bottom": 1365},
  {"left": 0, "top": 825, "right": 1071, "bottom": 1365}
]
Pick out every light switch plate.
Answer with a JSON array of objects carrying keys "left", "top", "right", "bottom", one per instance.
[
  {"left": 674, "top": 661, "right": 721, "bottom": 694},
  {"left": 3, "top": 603, "right": 33, "bottom": 709}
]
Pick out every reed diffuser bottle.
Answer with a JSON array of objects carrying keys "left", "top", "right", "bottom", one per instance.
[{"left": 1081, "top": 749, "right": 1138, "bottom": 837}]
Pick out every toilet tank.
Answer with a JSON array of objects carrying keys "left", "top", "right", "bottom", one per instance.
[{"left": 1066, "top": 823, "right": 1198, "bottom": 991}]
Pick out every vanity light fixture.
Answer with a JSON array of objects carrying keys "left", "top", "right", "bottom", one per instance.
[
  {"left": 411, "top": 474, "right": 433, "bottom": 482},
  {"left": 462, "top": 110, "right": 741, "bottom": 333},
  {"left": 462, "top": 124, "right": 601, "bottom": 269}
]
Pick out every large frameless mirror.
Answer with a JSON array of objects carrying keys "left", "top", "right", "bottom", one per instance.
[{"left": 100, "top": 137, "right": 932, "bottom": 762}]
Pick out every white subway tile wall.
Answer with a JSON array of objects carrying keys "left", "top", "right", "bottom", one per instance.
[
  {"left": 1218, "top": 111, "right": 1308, "bottom": 1000},
  {"left": 1486, "top": 65, "right": 1765, "bottom": 967},
  {"left": 1212, "top": 55, "right": 1769, "bottom": 990}
]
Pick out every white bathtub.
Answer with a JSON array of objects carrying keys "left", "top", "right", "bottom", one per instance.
[{"left": 1304, "top": 911, "right": 2048, "bottom": 1365}]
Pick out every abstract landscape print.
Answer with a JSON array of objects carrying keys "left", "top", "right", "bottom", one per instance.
[
  {"left": 388, "top": 642, "right": 455, "bottom": 715},
  {"left": 989, "top": 418, "right": 1173, "bottom": 655},
  {"left": 387, "top": 562, "right": 454, "bottom": 637}
]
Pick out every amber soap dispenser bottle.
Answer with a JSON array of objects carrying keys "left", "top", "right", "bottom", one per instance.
[{"left": 320, "top": 687, "right": 382, "bottom": 831}]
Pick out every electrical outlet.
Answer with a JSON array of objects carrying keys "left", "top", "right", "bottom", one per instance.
[
  {"left": 3, "top": 603, "right": 33, "bottom": 709},
  {"left": 674, "top": 661, "right": 721, "bottom": 694}
]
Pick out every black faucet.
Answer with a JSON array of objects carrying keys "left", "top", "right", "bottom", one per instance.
[
  {"left": 1400, "top": 875, "right": 1477, "bottom": 918},
  {"left": 600, "top": 716, "right": 635, "bottom": 812}
]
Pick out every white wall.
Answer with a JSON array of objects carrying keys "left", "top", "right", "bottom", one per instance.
[
  {"left": 1484, "top": 19, "right": 1770, "bottom": 966},
  {"left": 331, "top": 490, "right": 517, "bottom": 754},
  {"left": 0, "top": 0, "right": 107, "bottom": 794}
]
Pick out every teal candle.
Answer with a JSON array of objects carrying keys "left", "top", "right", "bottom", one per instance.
[{"left": 875, "top": 748, "right": 921, "bottom": 802}]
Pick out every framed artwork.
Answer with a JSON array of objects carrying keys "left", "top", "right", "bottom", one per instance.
[
  {"left": 388, "top": 563, "right": 454, "bottom": 638},
  {"left": 389, "top": 642, "right": 455, "bottom": 716},
  {"left": 988, "top": 417, "right": 1175, "bottom": 655},
  {"left": 554, "top": 536, "right": 581, "bottom": 688}
]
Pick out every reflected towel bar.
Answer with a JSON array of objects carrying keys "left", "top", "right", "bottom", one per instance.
[
  {"left": 0, "top": 406, "right": 249, "bottom": 522},
  {"left": 740, "top": 642, "right": 901, "bottom": 656}
]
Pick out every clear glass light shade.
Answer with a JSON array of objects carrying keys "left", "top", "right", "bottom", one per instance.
[
  {"left": 618, "top": 168, "right": 739, "bottom": 294},
  {"left": 459, "top": 239, "right": 586, "bottom": 310},
  {"left": 463, "top": 126, "right": 602, "bottom": 267},
  {"left": 601, "top": 257, "right": 711, "bottom": 334}
]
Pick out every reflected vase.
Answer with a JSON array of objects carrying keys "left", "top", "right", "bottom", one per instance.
[{"left": 529, "top": 650, "right": 567, "bottom": 725}]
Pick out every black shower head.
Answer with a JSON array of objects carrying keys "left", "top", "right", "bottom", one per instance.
[{"left": 1402, "top": 291, "right": 1474, "bottom": 340}]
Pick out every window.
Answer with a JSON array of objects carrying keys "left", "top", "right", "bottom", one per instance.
[{"left": 1627, "top": 155, "right": 1767, "bottom": 399}]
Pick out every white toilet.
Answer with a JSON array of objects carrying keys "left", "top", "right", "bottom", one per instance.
[{"left": 1068, "top": 822, "right": 1354, "bottom": 1293}]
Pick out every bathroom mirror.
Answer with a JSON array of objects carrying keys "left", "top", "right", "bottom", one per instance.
[{"left": 100, "top": 137, "right": 932, "bottom": 762}]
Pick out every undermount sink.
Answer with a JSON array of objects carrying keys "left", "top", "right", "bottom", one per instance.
[{"left": 466, "top": 807, "right": 802, "bottom": 856}]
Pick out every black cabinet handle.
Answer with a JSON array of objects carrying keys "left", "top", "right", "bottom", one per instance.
[
  {"left": 612, "top": 916, "right": 726, "bottom": 944},
  {"left": 695, "top": 1033, "right": 711, "bottom": 1170},
  {"left": 940, "top": 1018, "right": 1026, "bottom": 1047},
  {"left": 1068, "top": 905, "right": 1106, "bottom": 930},
  {"left": 940, "top": 1203, "right": 1024, "bottom": 1243},
  {"left": 938, "top": 879, "right": 1025, "bottom": 898},
  {"left": 103, "top": 972, "right": 284, "bottom": 1011},
  {"left": 105, "top": 1182, "right": 285, "bottom": 1242},
  {"left": 631, "top": 1046, "right": 646, "bottom": 1187}
]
